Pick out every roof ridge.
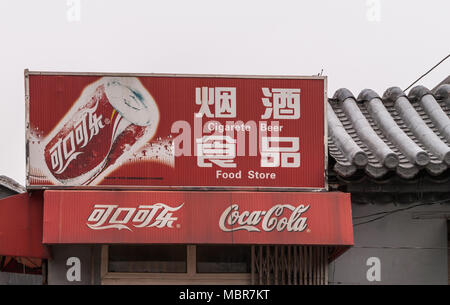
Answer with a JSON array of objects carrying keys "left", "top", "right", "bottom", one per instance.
[{"left": 0, "top": 175, "right": 26, "bottom": 194}]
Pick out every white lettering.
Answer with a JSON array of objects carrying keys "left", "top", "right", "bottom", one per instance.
[
  {"left": 86, "top": 203, "right": 184, "bottom": 231},
  {"left": 219, "top": 203, "right": 309, "bottom": 232}
]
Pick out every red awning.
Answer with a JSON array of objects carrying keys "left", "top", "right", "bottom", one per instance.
[
  {"left": 0, "top": 192, "right": 49, "bottom": 258},
  {"left": 43, "top": 190, "right": 353, "bottom": 248}
]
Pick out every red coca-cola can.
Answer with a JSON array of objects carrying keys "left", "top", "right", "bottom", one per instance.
[{"left": 44, "top": 77, "right": 159, "bottom": 185}]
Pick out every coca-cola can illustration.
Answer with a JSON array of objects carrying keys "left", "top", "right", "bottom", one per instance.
[{"left": 43, "top": 77, "right": 159, "bottom": 185}]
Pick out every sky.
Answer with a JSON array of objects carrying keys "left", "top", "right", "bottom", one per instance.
[{"left": 0, "top": 0, "right": 449, "bottom": 185}]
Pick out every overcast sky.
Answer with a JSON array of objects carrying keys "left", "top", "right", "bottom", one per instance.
[{"left": 1, "top": 0, "right": 449, "bottom": 185}]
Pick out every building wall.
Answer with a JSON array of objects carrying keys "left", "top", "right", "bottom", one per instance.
[
  {"left": 0, "top": 272, "right": 42, "bottom": 285},
  {"left": 47, "top": 245, "right": 102, "bottom": 285},
  {"left": 330, "top": 201, "right": 449, "bottom": 285}
]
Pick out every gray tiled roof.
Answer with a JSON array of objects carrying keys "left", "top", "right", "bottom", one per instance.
[
  {"left": 328, "top": 84, "right": 450, "bottom": 179},
  {"left": 0, "top": 175, "right": 26, "bottom": 194}
]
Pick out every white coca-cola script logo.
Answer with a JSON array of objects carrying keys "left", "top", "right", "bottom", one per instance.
[
  {"left": 86, "top": 203, "right": 184, "bottom": 231},
  {"left": 49, "top": 99, "right": 106, "bottom": 174},
  {"left": 219, "top": 203, "right": 309, "bottom": 232}
]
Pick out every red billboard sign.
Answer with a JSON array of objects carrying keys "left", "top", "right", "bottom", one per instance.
[
  {"left": 26, "top": 71, "right": 327, "bottom": 190},
  {"left": 43, "top": 191, "right": 353, "bottom": 245}
]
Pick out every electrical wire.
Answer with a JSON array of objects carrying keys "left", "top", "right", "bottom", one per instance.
[
  {"left": 353, "top": 198, "right": 449, "bottom": 219},
  {"left": 404, "top": 52, "right": 450, "bottom": 91},
  {"left": 352, "top": 197, "right": 450, "bottom": 227}
]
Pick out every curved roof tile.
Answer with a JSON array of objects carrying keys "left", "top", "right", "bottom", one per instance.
[{"left": 328, "top": 84, "right": 450, "bottom": 179}]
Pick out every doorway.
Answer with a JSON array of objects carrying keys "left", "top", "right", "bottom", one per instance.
[{"left": 100, "top": 244, "right": 329, "bottom": 285}]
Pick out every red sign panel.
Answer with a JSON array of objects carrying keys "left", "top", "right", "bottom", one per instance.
[
  {"left": 43, "top": 191, "right": 353, "bottom": 245},
  {"left": 26, "top": 71, "right": 326, "bottom": 190}
]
